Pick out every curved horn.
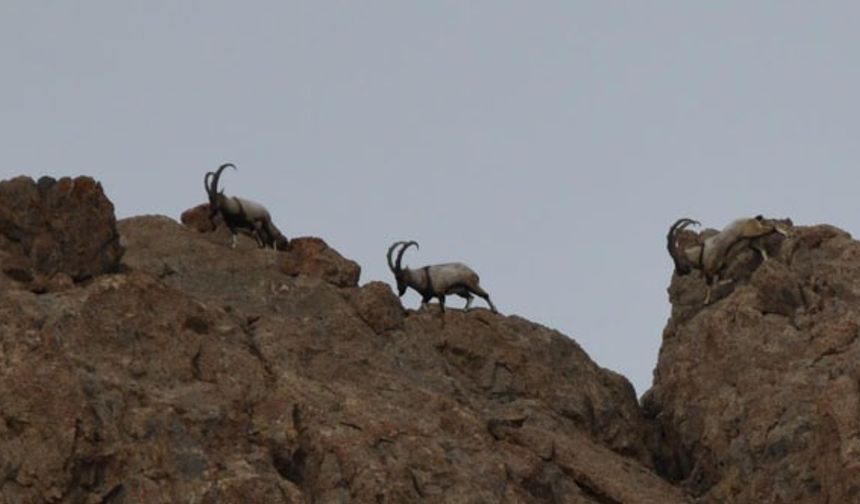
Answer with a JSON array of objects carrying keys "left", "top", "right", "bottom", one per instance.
[
  {"left": 667, "top": 218, "right": 700, "bottom": 275},
  {"left": 209, "top": 163, "right": 236, "bottom": 202},
  {"left": 395, "top": 241, "right": 419, "bottom": 271},
  {"left": 387, "top": 241, "right": 407, "bottom": 272},
  {"left": 204, "top": 171, "right": 214, "bottom": 196}
]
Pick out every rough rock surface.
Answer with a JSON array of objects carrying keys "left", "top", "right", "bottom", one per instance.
[
  {"left": 0, "top": 191, "right": 687, "bottom": 502},
  {"left": 644, "top": 223, "right": 860, "bottom": 502},
  {"left": 0, "top": 176, "right": 123, "bottom": 288},
  {"left": 280, "top": 237, "right": 361, "bottom": 288},
  {"left": 180, "top": 203, "right": 216, "bottom": 233}
]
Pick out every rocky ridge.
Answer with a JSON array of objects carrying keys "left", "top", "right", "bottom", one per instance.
[
  {"left": 645, "top": 221, "right": 860, "bottom": 502},
  {"left": 5, "top": 174, "right": 860, "bottom": 503},
  {"left": 0, "top": 177, "right": 686, "bottom": 503}
]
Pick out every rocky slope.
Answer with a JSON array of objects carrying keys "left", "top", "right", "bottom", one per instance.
[
  {"left": 10, "top": 174, "right": 860, "bottom": 504},
  {"left": 0, "top": 176, "right": 687, "bottom": 503},
  {"left": 645, "top": 221, "right": 860, "bottom": 502}
]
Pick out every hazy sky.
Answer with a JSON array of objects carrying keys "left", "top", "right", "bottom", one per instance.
[{"left": 3, "top": 2, "right": 859, "bottom": 395}]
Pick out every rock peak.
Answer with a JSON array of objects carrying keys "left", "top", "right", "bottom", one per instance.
[
  {"left": 646, "top": 222, "right": 860, "bottom": 502},
  {"left": 0, "top": 177, "right": 686, "bottom": 503}
]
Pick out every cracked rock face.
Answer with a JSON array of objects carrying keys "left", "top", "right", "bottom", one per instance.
[
  {"left": 645, "top": 224, "right": 860, "bottom": 502},
  {"left": 0, "top": 176, "right": 123, "bottom": 289},
  {"left": 0, "top": 187, "right": 688, "bottom": 503}
]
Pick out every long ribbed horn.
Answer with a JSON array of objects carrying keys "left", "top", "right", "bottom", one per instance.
[
  {"left": 395, "top": 241, "right": 419, "bottom": 271},
  {"left": 667, "top": 218, "right": 700, "bottom": 275},
  {"left": 387, "top": 241, "right": 407, "bottom": 272},
  {"left": 204, "top": 171, "right": 214, "bottom": 196},
  {"left": 209, "top": 163, "right": 236, "bottom": 202}
]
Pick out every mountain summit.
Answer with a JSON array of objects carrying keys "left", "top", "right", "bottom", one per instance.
[
  {"left": 0, "top": 176, "right": 682, "bottom": 503},
  {"left": 4, "top": 175, "right": 860, "bottom": 503}
]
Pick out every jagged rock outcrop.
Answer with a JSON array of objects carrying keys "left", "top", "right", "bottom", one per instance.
[
  {"left": 645, "top": 223, "right": 860, "bottom": 502},
  {"left": 0, "top": 176, "right": 123, "bottom": 290},
  {"left": 0, "top": 182, "right": 688, "bottom": 503},
  {"left": 181, "top": 203, "right": 216, "bottom": 233},
  {"left": 279, "top": 237, "right": 361, "bottom": 288}
]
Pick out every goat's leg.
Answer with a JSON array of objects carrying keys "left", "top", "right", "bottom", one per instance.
[
  {"left": 470, "top": 285, "right": 498, "bottom": 313},
  {"left": 703, "top": 274, "right": 731, "bottom": 305},
  {"left": 703, "top": 274, "right": 715, "bottom": 305},
  {"left": 752, "top": 240, "right": 769, "bottom": 261},
  {"left": 227, "top": 225, "right": 238, "bottom": 249},
  {"left": 252, "top": 221, "right": 268, "bottom": 248},
  {"left": 462, "top": 293, "right": 474, "bottom": 312},
  {"left": 438, "top": 295, "right": 446, "bottom": 313},
  {"left": 420, "top": 294, "right": 433, "bottom": 311},
  {"left": 449, "top": 285, "right": 473, "bottom": 312},
  {"left": 259, "top": 219, "right": 282, "bottom": 249},
  {"left": 483, "top": 295, "right": 498, "bottom": 314}
]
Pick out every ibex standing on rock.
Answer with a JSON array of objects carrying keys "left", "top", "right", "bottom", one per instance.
[
  {"left": 205, "top": 163, "right": 287, "bottom": 250},
  {"left": 387, "top": 241, "right": 498, "bottom": 314},
  {"left": 667, "top": 215, "right": 789, "bottom": 304}
]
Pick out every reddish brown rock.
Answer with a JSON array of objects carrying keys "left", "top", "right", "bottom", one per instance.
[
  {"left": 280, "top": 236, "right": 361, "bottom": 288},
  {"left": 0, "top": 175, "right": 123, "bottom": 286},
  {"left": 180, "top": 202, "right": 216, "bottom": 232},
  {"left": 29, "top": 272, "right": 74, "bottom": 294},
  {"left": 0, "top": 211, "right": 689, "bottom": 503},
  {"left": 0, "top": 248, "right": 32, "bottom": 284},
  {"left": 645, "top": 223, "right": 860, "bottom": 502},
  {"left": 349, "top": 281, "right": 405, "bottom": 334}
]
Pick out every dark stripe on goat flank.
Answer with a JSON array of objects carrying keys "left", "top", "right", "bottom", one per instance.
[
  {"left": 423, "top": 266, "right": 434, "bottom": 295},
  {"left": 696, "top": 242, "right": 706, "bottom": 270},
  {"left": 233, "top": 197, "right": 250, "bottom": 222}
]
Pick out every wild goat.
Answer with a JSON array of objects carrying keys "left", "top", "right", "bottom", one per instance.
[
  {"left": 667, "top": 215, "right": 789, "bottom": 304},
  {"left": 205, "top": 163, "right": 287, "bottom": 249},
  {"left": 387, "top": 241, "right": 498, "bottom": 314}
]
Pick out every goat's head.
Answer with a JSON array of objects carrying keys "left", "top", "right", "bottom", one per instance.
[
  {"left": 667, "top": 218, "right": 700, "bottom": 275},
  {"left": 387, "top": 240, "right": 419, "bottom": 296}
]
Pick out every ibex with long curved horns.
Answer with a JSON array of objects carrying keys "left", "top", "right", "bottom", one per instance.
[
  {"left": 667, "top": 215, "right": 789, "bottom": 304},
  {"left": 205, "top": 163, "right": 287, "bottom": 249},
  {"left": 387, "top": 241, "right": 498, "bottom": 314}
]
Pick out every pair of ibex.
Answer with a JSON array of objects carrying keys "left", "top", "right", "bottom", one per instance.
[
  {"left": 392, "top": 215, "right": 790, "bottom": 311},
  {"left": 385, "top": 216, "right": 788, "bottom": 312},
  {"left": 204, "top": 163, "right": 790, "bottom": 312},
  {"left": 667, "top": 215, "right": 790, "bottom": 304},
  {"left": 203, "top": 163, "right": 499, "bottom": 314}
]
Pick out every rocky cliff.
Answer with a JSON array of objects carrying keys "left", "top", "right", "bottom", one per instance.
[
  {"left": 0, "top": 177, "right": 686, "bottom": 503},
  {"left": 5, "top": 175, "right": 860, "bottom": 504},
  {"left": 645, "top": 221, "right": 860, "bottom": 502}
]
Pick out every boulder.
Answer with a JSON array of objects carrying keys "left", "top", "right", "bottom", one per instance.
[
  {"left": 0, "top": 175, "right": 123, "bottom": 288},
  {"left": 349, "top": 281, "right": 405, "bottom": 334},
  {"left": 280, "top": 237, "right": 361, "bottom": 288},
  {"left": 180, "top": 202, "right": 216, "bottom": 233}
]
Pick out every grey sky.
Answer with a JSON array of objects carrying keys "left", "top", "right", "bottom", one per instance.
[{"left": 3, "top": 2, "right": 858, "bottom": 395}]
